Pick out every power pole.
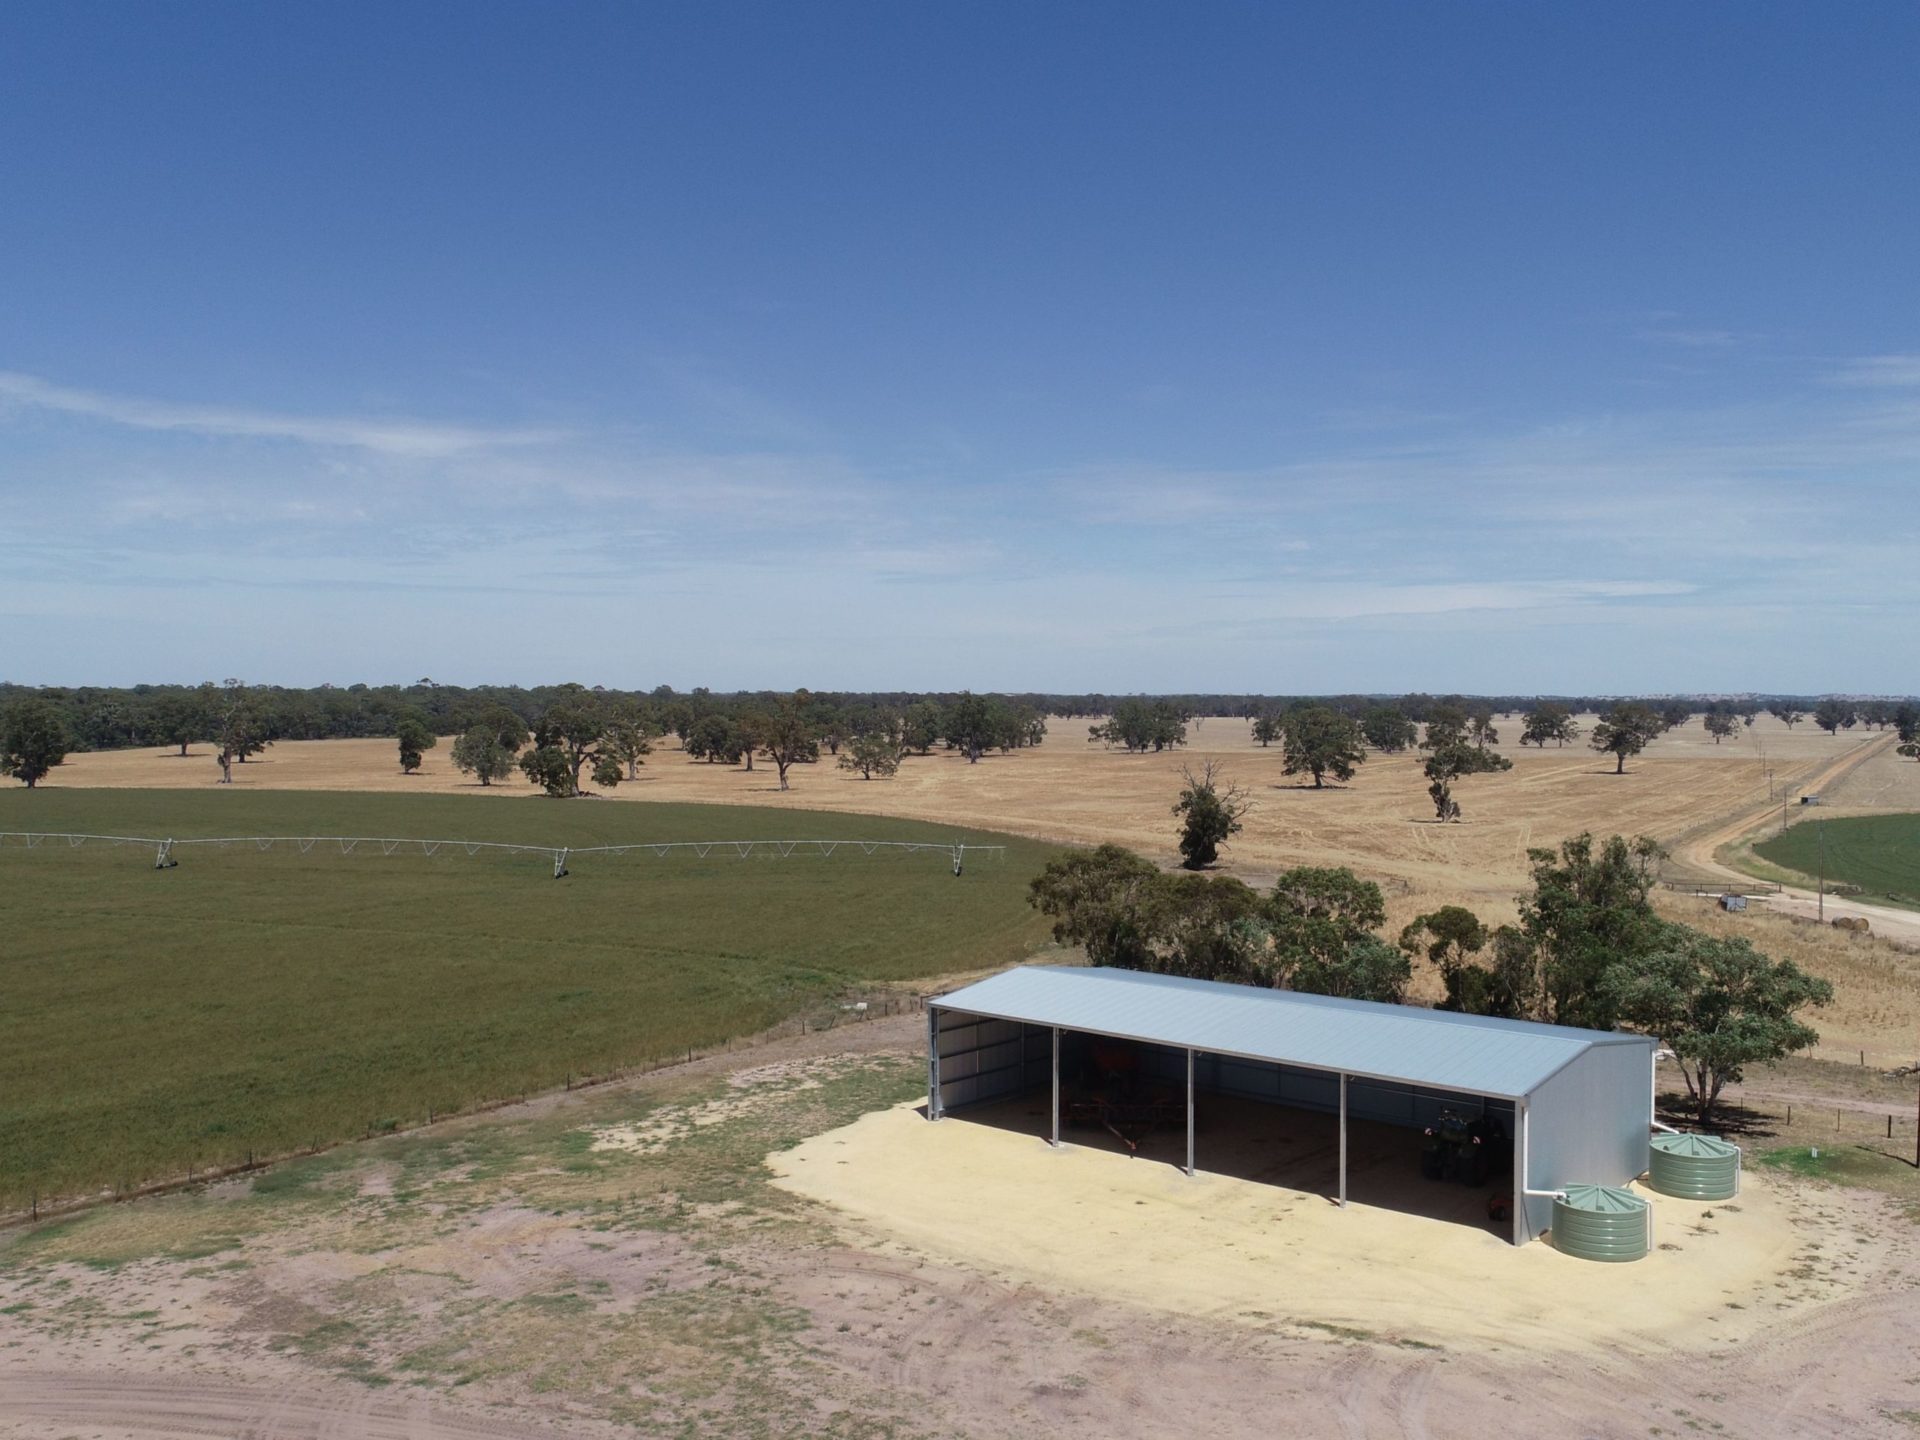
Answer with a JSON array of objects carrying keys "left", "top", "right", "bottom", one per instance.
[{"left": 1817, "top": 815, "right": 1828, "bottom": 924}]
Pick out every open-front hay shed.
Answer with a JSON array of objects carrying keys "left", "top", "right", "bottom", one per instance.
[{"left": 928, "top": 966, "right": 1656, "bottom": 1246}]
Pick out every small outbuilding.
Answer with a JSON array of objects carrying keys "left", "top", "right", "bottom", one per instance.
[{"left": 927, "top": 966, "right": 1657, "bottom": 1246}]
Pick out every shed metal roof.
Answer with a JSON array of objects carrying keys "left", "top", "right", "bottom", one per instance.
[{"left": 933, "top": 966, "right": 1650, "bottom": 1100}]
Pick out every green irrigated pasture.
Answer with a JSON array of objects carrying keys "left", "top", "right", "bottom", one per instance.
[
  {"left": 1753, "top": 812, "right": 1920, "bottom": 910},
  {"left": 0, "top": 790, "right": 1056, "bottom": 1209}
]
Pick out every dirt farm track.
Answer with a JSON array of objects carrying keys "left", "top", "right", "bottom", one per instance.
[{"left": 10, "top": 715, "right": 1920, "bottom": 1437}]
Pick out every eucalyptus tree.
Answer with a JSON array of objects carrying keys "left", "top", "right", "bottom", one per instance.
[
  {"left": 1279, "top": 706, "right": 1366, "bottom": 788},
  {"left": 1520, "top": 703, "right": 1580, "bottom": 748},
  {"left": 0, "top": 698, "right": 68, "bottom": 788},
  {"left": 1590, "top": 703, "right": 1664, "bottom": 774}
]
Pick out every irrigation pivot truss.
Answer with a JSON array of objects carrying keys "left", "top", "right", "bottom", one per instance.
[{"left": 0, "top": 832, "right": 1005, "bottom": 879}]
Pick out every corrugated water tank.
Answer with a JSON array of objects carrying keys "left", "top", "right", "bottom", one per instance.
[
  {"left": 1649, "top": 1132, "right": 1740, "bottom": 1200},
  {"left": 1552, "top": 1184, "right": 1650, "bottom": 1263}
]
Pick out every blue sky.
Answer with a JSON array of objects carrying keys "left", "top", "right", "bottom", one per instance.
[{"left": 3, "top": 3, "right": 1916, "bottom": 693}]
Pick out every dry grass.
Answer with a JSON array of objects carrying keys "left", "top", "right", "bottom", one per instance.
[
  {"left": 1654, "top": 892, "right": 1920, "bottom": 1068},
  {"left": 35, "top": 715, "right": 1920, "bottom": 1053},
  {"left": 39, "top": 715, "right": 1851, "bottom": 899}
]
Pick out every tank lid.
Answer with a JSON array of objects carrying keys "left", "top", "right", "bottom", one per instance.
[
  {"left": 1557, "top": 1184, "right": 1648, "bottom": 1213},
  {"left": 1652, "top": 1132, "right": 1740, "bottom": 1159}
]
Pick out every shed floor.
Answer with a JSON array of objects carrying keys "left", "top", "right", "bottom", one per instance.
[
  {"left": 955, "top": 1089, "right": 1511, "bottom": 1235},
  {"left": 769, "top": 1098, "right": 1815, "bottom": 1355}
]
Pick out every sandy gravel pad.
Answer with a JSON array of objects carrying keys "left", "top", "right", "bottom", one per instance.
[{"left": 772, "top": 1100, "right": 1858, "bottom": 1355}]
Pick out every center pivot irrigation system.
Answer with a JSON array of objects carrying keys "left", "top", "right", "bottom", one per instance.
[{"left": 0, "top": 832, "right": 1005, "bottom": 879}]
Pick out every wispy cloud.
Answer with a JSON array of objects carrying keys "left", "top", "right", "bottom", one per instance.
[
  {"left": 4, "top": 351, "right": 1918, "bottom": 688},
  {"left": 1825, "top": 354, "right": 1920, "bottom": 389},
  {"left": 1637, "top": 326, "right": 1761, "bottom": 350},
  {"left": 0, "top": 371, "right": 566, "bottom": 458}
]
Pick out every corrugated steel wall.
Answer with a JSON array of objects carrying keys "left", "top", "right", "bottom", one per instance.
[
  {"left": 933, "top": 1009, "right": 1051, "bottom": 1110},
  {"left": 1518, "top": 1037, "right": 1655, "bottom": 1244}
]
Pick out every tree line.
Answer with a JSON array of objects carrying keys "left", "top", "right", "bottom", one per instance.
[
  {"left": 0, "top": 681, "right": 1051, "bottom": 794},
  {"left": 4, "top": 679, "right": 1914, "bottom": 758},
  {"left": 1029, "top": 831, "right": 1831, "bottom": 1124},
  {"left": 6, "top": 680, "right": 1917, "bottom": 791}
]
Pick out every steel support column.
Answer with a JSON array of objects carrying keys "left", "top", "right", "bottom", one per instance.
[
  {"left": 1338, "top": 1072, "right": 1349, "bottom": 1208},
  {"left": 926, "top": 1007, "right": 942, "bottom": 1121},
  {"left": 1185, "top": 1048, "right": 1196, "bottom": 1177},
  {"left": 1050, "top": 1026, "right": 1061, "bottom": 1147}
]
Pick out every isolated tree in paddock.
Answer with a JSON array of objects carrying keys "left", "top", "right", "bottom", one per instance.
[
  {"left": 1359, "top": 705, "right": 1418, "bottom": 753},
  {"left": 1421, "top": 741, "right": 1512, "bottom": 822},
  {"left": 147, "top": 690, "right": 207, "bottom": 756},
  {"left": 1, "top": 698, "right": 68, "bottom": 788},
  {"left": 1251, "top": 712, "right": 1283, "bottom": 747},
  {"left": 1589, "top": 703, "right": 1663, "bottom": 774},
  {"left": 1601, "top": 930, "right": 1831, "bottom": 1126},
  {"left": 1172, "top": 759, "right": 1252, "bottom": 868},
  {"left": 838, "top": 730, "right": 903, "bottom": 779},
  {"left": 1702, "top": 710, "right": 1739, "bottom": 745},
  {"left": 760, "top": 690, "right": 822, "bottom": 791},
  {"left": 1279, "top": 705, "right": 1366, "bottom": 788},
  {"left": 211, "top": 679, "right": 268, "bottom": 784},
  {"left": 451, "top": 724, "right": 517, "bottom": 785},
  {"left": 1468, "top": 707, "right": 1500, "bottom": 749},
  {"left": 1812, "top": 699, "right": 1857, "bottom": 736},
  {"left": 1767, "top": 703, "right": 1804, "bottom": 728},
  {"left": 1657, "top": 700, "right": 1694, "bottom": 732},
  {"left": 395, "top": 714, "right": 437, "bottom": 774},
  {"left": 1893, "top": 702, "right": 1919, "bottom": 744},
  {"left": 1520, "top": 703, "right": 1580, "bottom": 748},
  {"left": 1421, "top": 703, "right": 1470, "bottom": 752}
]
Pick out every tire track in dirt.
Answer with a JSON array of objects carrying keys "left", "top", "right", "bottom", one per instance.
[{"left": 0, "top": 1372, "right": 579, "bottom": 1440}]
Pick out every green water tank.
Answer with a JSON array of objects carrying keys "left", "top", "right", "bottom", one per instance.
[
  {"left": 1649, "top": 1133, "right": 1741, "bottom": 1200},
  {"left": 1552, "top": 1184, "right": 1650, "bottom": 1263}
]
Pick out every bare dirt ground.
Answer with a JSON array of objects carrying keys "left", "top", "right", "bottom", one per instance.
[{"left": 5, "top": 1019, "right": 1918, "bottom": 1440}]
